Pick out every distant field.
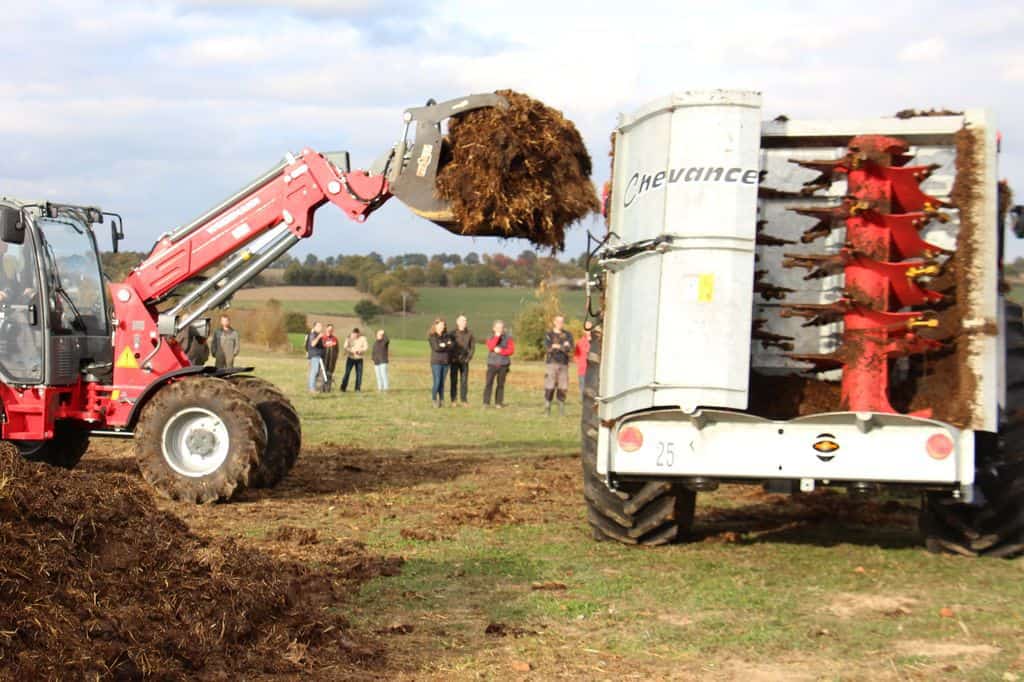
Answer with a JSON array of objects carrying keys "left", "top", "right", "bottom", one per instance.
[
  {"left": 382, "top": 287, "right": 588, "bottom": 340},
  {"left": 246, "top": 286, "right": 589, "bottom": 341},
  {"left": 233, "top": 286, "right": 361, "bottom": 317},
  {"left": 235, "top": 286, "right": 362, "bottom": 302},
  {"left": 234, "top": 298, "right": 358, "bottom": 316}
]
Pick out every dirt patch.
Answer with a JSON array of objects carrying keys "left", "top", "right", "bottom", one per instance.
[
  {"left": 436, "top": 90, "right": 600, "bottom": 250},
  {"left": 826, "top": 593, "right": 918, "bottom": 618},
  {"left": 893, "top": 640, "right": 999, "bottom": 659},
  {"left": 0, "top": 443, "right": 394, "bottom": 679},
  {"left": 707, "top": 658, "right": 839, "bottom": 681},
  {"left": 272, "top": 524, "right": 320, "bottom": 545},
  {"left": 484, "top": 622, "right": 536, "bottom": 638}
]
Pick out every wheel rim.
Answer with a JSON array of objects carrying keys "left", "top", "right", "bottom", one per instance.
[{"left": 161, "top": 407, "right": 230, "bottom": 478}]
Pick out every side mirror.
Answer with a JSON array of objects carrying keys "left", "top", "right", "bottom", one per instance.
[
  {"left": 108, "top": 215, "right": 125, "bottom": 253},
  {"left": 0, "top": 205, "right": 25, "bottom": 244},
  {"left": 1012, "top": 205, "right": 1024, "bottom": 239}
]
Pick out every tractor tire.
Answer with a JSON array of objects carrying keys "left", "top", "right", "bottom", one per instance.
[
  {"left": 133, "top": 377, "right": 265, "bottom": 504},
  {"left": 581, "top": 323, "right": 697, "bottom": 545},
  {"left": 919, "top": 301, "right": 1024, "bottom": 558},
  {"left": 13, "top": 421, "right": 91, "bottom": 469},
  {"left": 228, "top": 376, "right": 301, "bottom": 488}
]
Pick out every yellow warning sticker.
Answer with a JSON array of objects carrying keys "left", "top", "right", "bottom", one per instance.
[
  {"left": 115, "top": 346, "right": 139, "bottom": 369},
  {"left": 697, "top": 274, "right": 714, "bottom": 303}
]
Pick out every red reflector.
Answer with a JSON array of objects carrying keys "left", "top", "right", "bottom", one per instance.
[
  {"left": 617, "top": 426, "right": 644, "bottom": 453},
  {"left": 926, "top": 433, "right": 954, "bottom": 460}
]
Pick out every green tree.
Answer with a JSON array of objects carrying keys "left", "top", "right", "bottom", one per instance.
[
  {"left": 354, "top": 299, "right": 383, "bottom": 324},
  {"left": 378, "top": 285, "right": 418, "bottom": 314},
  {"left": 450, "top": 264, "right": 473, "bottom": 287},
  {"left": 426, "top": 261, "right": 448, "bottom": 286},
  {"left": 369, "top": 272, "right": 399, "bottom": 297},
  {"left": 513, "top": 284, "right": 581, "bottom": 360},
  {"left": 471, "top": 265, "right": 500, "bottom": 287},
  {"left": 404, "top": 266, "right": 426, "bottom": 286}
]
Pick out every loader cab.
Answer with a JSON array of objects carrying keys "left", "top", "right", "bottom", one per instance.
[{"left": 0, "top": 200, "right": 112, "bottom": 387}]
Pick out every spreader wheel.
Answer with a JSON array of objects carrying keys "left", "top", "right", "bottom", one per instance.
[
  {"left": 228, "top": 376, "right": 301, "bottom": 488},
  {"left": 581, "top": 323, "right": 696, "bottom": 545},
  {"left": 920, "top": 301, "right": 1024, "bottom": 557},
  {"left": 134, "top": 377, "right": 265, "bottom": 503}
]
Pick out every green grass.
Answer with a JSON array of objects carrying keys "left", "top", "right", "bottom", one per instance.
[
  {"left": 288, "top": 333, "right": 428, "bottom": 358},
  {"left": 171, "top": 346, "right": 1024, "bottom": 678},
  {"left": 243, "top": 342, "right": 576, "bottom": 448}
]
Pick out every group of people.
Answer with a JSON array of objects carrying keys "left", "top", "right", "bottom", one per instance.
[
  {"left": 304, "top": 323, "right": 390, "bottom": 393},
  {"left": 426, "top": 314, "right": 592, "bottom": 412},
  {"left": 192, "top": 311, "right": 594, "bottom": 412}
]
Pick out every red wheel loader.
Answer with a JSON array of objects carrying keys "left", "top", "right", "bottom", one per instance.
[{"left": 0, "top": 94, "right": 506, "bottom": 503}]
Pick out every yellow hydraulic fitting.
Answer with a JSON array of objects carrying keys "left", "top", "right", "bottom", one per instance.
[
  {"left": 908, "top": 318, "right": 939, "bottom": 329},
  {"left": 848, "top": 200, "right": 871, "bottom": 216},
  {"left": 906, "top": 264, "right": 940, "bottom": 279}
]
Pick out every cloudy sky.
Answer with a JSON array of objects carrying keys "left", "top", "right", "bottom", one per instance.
[{"left": 2, "top": 1, "right": 1023, "bottom": 259}]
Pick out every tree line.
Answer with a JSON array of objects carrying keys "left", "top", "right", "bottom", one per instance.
[{"left": 275, "top": 250, "right": 587, "bottom": 291}]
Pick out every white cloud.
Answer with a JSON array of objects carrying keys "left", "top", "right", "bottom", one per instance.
[
  {"left": 898, "top": 37, "right": 947, "bottom": 63},
  {"left": 1004, "top": 54, "right": 1024, "bottom": 81},
  {"left": 1, "top": 0, "right": 1023, "bottom": 259}
]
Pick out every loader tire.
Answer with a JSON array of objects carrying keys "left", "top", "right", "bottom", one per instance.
[
  {"left": 228, "top": 376, "right": 301, "bottom": 488},
  {"left": 13, "top": 421, "right": 90, "bottom": 469},
  {"left": 920, "top": 301, "right": 1024, "bottom": 558},
  {"left": 134, "top": 377, "right": 265, "bottom": 504},
  {"left": 581, "top": 323, "right": 697, "bottom": 545}
]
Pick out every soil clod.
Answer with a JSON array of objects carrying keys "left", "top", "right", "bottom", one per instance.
[{"left": 436, "top": 90, "right": 600, "bottom": 250}]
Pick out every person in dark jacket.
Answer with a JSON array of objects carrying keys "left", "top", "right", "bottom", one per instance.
[
  {"left": 428, "top": 318, "right": 453, "bottom": 408},
  {"left": 372, "top": 329, "right": 390, "bottom": 391},
  {"left": 543, "top": 315, "right": 574, "bottom": 416},
  {"left": 449, "top": 314, "right": 475, "bottom": 407},
  {"left": 305, "top": 321, "right": 325, "bottom": 394},
  {"left": 211, "top": 315, "right": 240, "bottom": 369},
  {"left": 483, "top": 320, "right": 514, "bottom": 408},
  {"left": 321, "top": 324, "right": 340, "bottom": 391}
]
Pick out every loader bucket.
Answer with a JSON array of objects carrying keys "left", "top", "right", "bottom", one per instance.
[{"left": 388, "top": 93, "right": 509, "bottom": 233}]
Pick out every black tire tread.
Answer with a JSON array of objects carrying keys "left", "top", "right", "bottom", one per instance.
[
  {"left": 580, "top": 324, "right": 696, "bottom": 546},
  {"left": 133, "top": 377, "right": 265, "bottom": 503},
  {"left": 228, "top": 376, "right": 302, "bottom": 489}
]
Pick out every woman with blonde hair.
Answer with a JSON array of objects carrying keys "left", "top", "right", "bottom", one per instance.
[{"left": 427, "top": 318, "right": 453, "bottom": 407}]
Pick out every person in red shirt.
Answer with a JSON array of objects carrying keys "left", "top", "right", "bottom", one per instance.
[
  {"left": 574, "top": 320, "right": 593, "bottom": 400},
  {"left": 483, "top": 320, "right": 515, "bottom": 408},
  {"left": 320, "top": 324, "right": 340, "bottom": 392}
]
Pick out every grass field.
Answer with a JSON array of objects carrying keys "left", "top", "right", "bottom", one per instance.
[
  {"left": 396, "top": 287, "right": 588, "bottom": 338},
  {"left": 83, "top": 346, "right": 1024, "bottom": 680},
  {"left": 234, "top": 285, "right": 362, "bottom": 316},
  {"left": 243, "top": 286, "right": 589, "bottom": 342}
]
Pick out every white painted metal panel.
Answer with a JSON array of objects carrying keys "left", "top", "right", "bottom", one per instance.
[
  {"left": 602, "top": 90, "right": 761, "bottom": 420},
  {"left": 606, "top": 409, "right": 971, "bottom": 485}
]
